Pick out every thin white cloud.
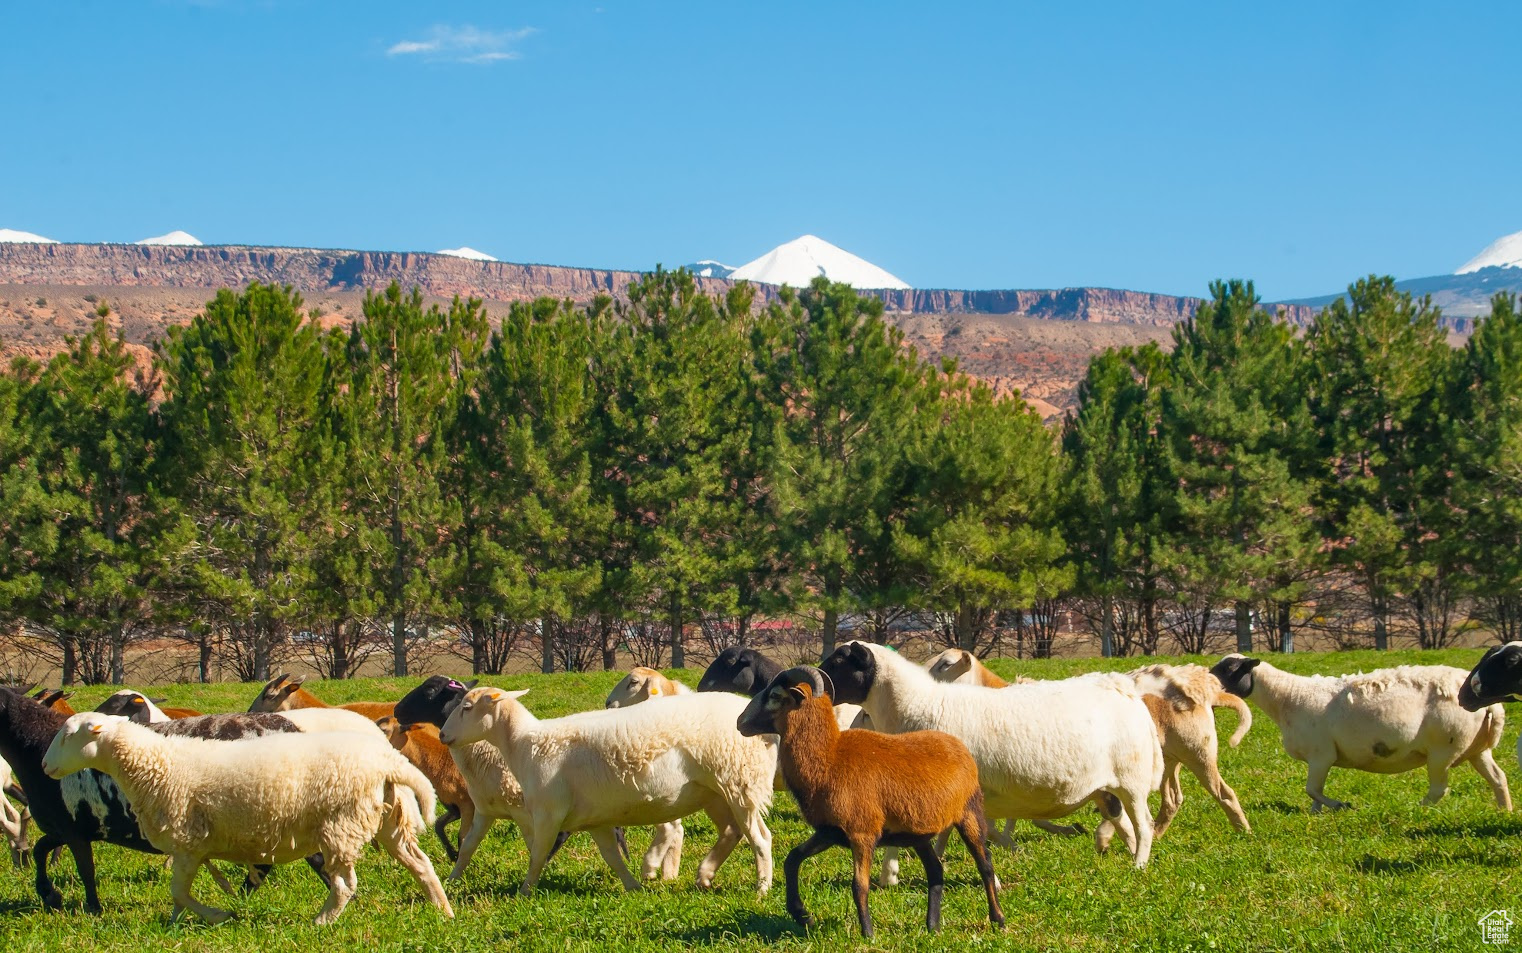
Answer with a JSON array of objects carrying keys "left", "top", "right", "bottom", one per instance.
[{"left": 386, "top": 25, "right": 536, "bottom": 64}]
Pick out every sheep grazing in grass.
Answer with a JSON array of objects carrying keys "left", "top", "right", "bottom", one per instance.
[
  {"left": 737, "top": 666, "right": 1003, "bottom": 938},
  {"left": 440, "top": 686, "right": 775, "bottom": 896},
  {"left": 249, "top": 673, "right": 396, "bottom": 720},
  {"left": 605, "top": 667, "right": 692, "bottom": 707},
  {"left": 1212, "top": 655, "right": 1510, "bottom": 813},
  {"left": 376, "top": 716, "right": 475, "bottom": 862},
  {"left": 1, "top": 757, "right": 30, "bottom": 867},
  {"left": 821, "top": 641, "right": 1163, "bottom": 867},
  {"left": 43, "top": 712, "right": 452, "bottom": 925}
]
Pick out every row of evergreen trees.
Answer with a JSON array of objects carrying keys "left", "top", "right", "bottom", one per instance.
[{"left": 1, "top": 271, "right": 1519, "bottom": 684}]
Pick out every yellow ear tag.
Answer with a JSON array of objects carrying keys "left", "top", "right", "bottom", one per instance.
[
  {"left": 89, "top": 724, "right": 104, "bottom": 734},
  {"left": 488, "top": 690, "right": 504, "bottom": 701},
  {"left": 648, "top": 685, "right": 661, "bottom": 696}
]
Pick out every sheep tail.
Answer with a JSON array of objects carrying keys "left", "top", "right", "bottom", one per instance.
[
  {"left": 388, "top": 759, "right": 437, "bottom": 835},
  {"left": 1214, "top": 690, "right": 1253, "bottom": 748}
]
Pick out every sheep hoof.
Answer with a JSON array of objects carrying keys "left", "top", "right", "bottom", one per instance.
[
  {"left": 41, "top": 889, "right": 63, "bottom": 911},
  {"left": 202, "top": 909, "right": 233, "bottom": 925},
  {"left": 84, "top": 899, "right": 103, "bottom": 916}
]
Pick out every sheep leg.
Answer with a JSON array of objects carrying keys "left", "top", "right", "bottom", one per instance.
[
  {"left": 68, "top": 841, "right": 102, "bottom": 915},
  {"left": 1094, "top": 792, "right": 1136, "bottom": 857},
  {"left": 1472, "top": 748, "right": 1512, "bottom": 811},
  {"left": 1115, "top": 787, "right": 1154, "bottom": 868},
  {"left": 909, "top": 837, "right": 944, "bottom": 933},
  {"left": 30, "top": 833, "right": 64, "bottom": 910},
  {"left": 376, "top": 810, "right": 454, "bottom": 919},
  {"left": 695, "top": 803, "right": 743, "bottom": 890},
  {"left": 953, "top": 798, "right": 1006, "bottom": 929},
  {"left": 728, "top": 799, "right": 773, "bottom": 896},
  {"left": 313, "top": 858, "right": 357, "bottom": 926},
  {"left": 1031, "top": 819, "right": 1082, "bottom": 838},
  {"left": 170, "top": 855, "right": 231, "bottom": 924},
  {"left": 1420, "top": 759, "right": 1450, "bottom": 806},
  {"left": 433, "top": 803, "right": 462, "bottom": 862},
  {"left": 448, "top": 814, "right": 495, "bottom": 880},
  {"left": 590, "top": 827, "right": 642, "bottom": 891},
  {"left": 850, "top": 837, "right": 877, "bottom": 938},
  {"left": 1184, "top": 748, "right": 1250, "bottom": 833},
  {"left": 877, "top": 846, "right": 900, "bottom": 888},
  {"left": 1152, "top": 758, "right": 1185, "bottom": 839},
  {"left": 203, "top": 862, "right": 239, "bottom": 895},
  {"left": 519, "top": 816, "right": 565, "bottom": 896},
  {"left": 643, "top": 820, "right": 683, "bottom": 881},
  {"left": 784, "top": 829, "right": 842, "bottom": 930},
  {"left": 1305, "top": 757, "right": 1349, "bottom": 812}
]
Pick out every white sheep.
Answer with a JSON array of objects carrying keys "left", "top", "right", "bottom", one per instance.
[
  {"left": 42, "top": 712, "right": 453, "bottom": 925},
  {"left": 821, "top": 641, "right": 1163, "bottom": 867},
  {"left": 276, "top": 706, "right": 388, "bottom": 736},
  {"left": 604, "top": 668, "right": 689, "bottom": 882},
  {"left": 0, "top": 758, "right": 29, "bottom": 867},
  {"left": 440, "top": 686, "right": 776, "bottom": 895},
  {"left": 1212, "top": 655, "right": 1510, "bottom": 812},
  {"left": 604, "top": 667, "right": 693, "bottom": 708}
]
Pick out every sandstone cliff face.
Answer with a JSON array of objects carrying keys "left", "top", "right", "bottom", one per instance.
[{"left": 866, "top": 287, "right": 1319, "bottom": 326}]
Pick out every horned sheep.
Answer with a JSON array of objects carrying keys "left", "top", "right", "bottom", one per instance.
[{"left": 738, "top": 666, "right": 1003, "bottom": 938}]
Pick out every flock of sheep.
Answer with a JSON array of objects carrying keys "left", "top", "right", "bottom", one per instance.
[{"left": 1, "top": 639, "right": 1519, "bottom": 937}]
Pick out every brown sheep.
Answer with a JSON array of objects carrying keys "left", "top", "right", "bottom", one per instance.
[
  {"left": 375, "top": 716, "right": 475, "bottom": 862},
  {"left": 738, "top": 665, "right": 1003, "bottom": 938},
  {"left": 32, "top": 690, "right": 75, "bottom": 716},
  {"left": 248, "top": 673, "right": 395, "bottom": 721}
]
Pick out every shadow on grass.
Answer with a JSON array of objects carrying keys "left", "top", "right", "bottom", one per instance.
[
  {"left": 1405, "top": 818, "right": 1522, "bottom": 840},
  {"left": 1252, "top": 799, "right": 1310, "bottom": 816},
  {"left": 1354, "top": 854, "right": 1421, "bottom": 875},
  {"left": 662, "top": 909, "right": 803, "bottom": 944}
]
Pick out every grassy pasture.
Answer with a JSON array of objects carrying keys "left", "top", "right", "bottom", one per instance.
[{"left": 1, "top": 648, "right": 1519, "bottom": 951}]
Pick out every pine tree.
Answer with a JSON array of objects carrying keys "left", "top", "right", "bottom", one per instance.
[
  {"left": 1161, "top": 281, "right": 1318, "bottom": 652},
  {"left": 155, "top": 283, "right": 325, "bottom": 681},
  {"left": 1306, "top": 276, "right": 1453, "bottom": 649}
]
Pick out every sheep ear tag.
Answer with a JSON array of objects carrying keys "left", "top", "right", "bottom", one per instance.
[
  {"left": 89, "top": 723, "right": 104, "bottom": 734},
  {"left": 648, "top": 685, "right": 661, "bottom": 696}
]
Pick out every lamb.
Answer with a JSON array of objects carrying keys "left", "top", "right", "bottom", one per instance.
[
  {"left": 1, "top": 757, "right": 30, "bottom": 867},
  {"left": 1121, "top": 663, "right": 1252, "bottom": 837},
  {"left": 738, "top": 666, "right": 1003, "bottom": 937},
  {"left": 394, "top": 676, "right": 572, "bottom": 881},
  {"left": 820, "top": 641, "right": 1163, "bottom": 867},
  {"left": 0, "top": 687, "right": 310, "bottom": 913},
  {"left": 249, "top": 673, "right": 396, "bottom": 720},
  {"left": 376, "top": 716, "right": 476, "bottom": 861},
  {"left": 1211, "top": 654, "right": 1510, "bottom": 812},
  {"left": 95, "top": 691, "right": 201, "bottom": 722},
  {"left": 43, "top": 712, "right": 453, "bottom": 925},
  {"left": 439, "top": 686, "right": 775, "bottom": 895},
  {"left": 604, "top": 669, "right": 690, "bottom": 882},
  {"left": 605, "top": 666, "right": 692, "bottom": 707}
]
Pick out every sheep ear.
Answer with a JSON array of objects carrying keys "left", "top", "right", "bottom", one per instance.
[
  {"left": 289, "top": 675, "right": 308, "bottom": 687},
  {"left": 464, "top": 679, "right": 480, "bottom": 689},
  {"left": 787, "top": 685, "right": 808, "bottom": 703},
  {"left": 149, "top": 697, "right": 168, "bottom": 704}
]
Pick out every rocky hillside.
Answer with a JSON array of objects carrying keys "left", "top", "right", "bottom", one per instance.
[{"left": 0, "top": 242, "right": 1308, "bottom": 414}]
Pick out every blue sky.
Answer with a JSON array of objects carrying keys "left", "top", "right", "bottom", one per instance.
[{"left": 1, "top": 1, "right": 1517, "bottom": 299}]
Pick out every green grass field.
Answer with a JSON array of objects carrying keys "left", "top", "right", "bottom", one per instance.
[{"left": 2, "top": 648, "right": 1518, "bottom": 951}]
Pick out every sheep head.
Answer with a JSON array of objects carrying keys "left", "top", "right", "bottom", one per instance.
[
  {"left": 1460, "top": 643, "right": 1522, "bottom": 711},
  {"left": 697, "top": 646, "right": 784, "bottom": 697},
  {"left": 738, "top": 666, "right": 834, "bottom": 737},
  {"left": 1210, "top": 655, "right": 1262, "bottom": 699},
  {"left": 439, "top": 687, "right": 528, "bottom": 747},
  {"left": 605, "top": 667, "right": 663, "bottom": 709},
  {"left": 95, "top": 691, "right": 160, "bottom": 725},
  {"left": 818, "top": 642, "right": 878, "bottom": 705},
  {"left": 395, "top": 676, "right": 478, "bottom": 728},
  {"left": 926, "top": 649, "right": 975, "bottom": 684},
  {"left": 248, "top": 673, "right": 308, "bottom": 713},
  {"left": 43, "top": 712, "right": 126, "bottom": 779}
]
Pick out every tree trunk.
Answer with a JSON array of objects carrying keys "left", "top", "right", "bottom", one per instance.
[
  {"left": 61, "top": 635, "right": 78, "bottom": 686},
  {"left": 109, "top": 627, "right": 127, "bottom": 685},
  {"left": 253, "top": 620, "right": 272, "bottom": 683},
  {"left": 198, "top": 634, "right": 212, "bottom": 684},
  {"left": 1277, "top": 602, "right": 1293, "bottom": 654},
  {"left": 1374, "top": 614, "right": 1388, "bottom": 651},
  {"left": 1234, "top": 600, "right": 1253, "bottom": 653},
  {"left": 541, "top": 621, "right": 554, "bottom": 674},
  {"left": 669, "top": 594, "right": 685, "bottom": 669},
  {"left": 737, "top": 613, "right": 750, "bottom": 647},
  {"left": 1099, "top": 593, "right": 1114, "bottom": 658},
  {"left": 392, "top": 612, "right": 408, "bottom": 677},
  {"left": 332, "top": 621, "right": 350, "bottom": 680},
  {"left": 955, "top": 600, "right": 977, "bottom": 652},
  {"left": 822, "top": 607, "right": 838, "bottom": 658},
  {"left": 601, "top": 615, "right": 617, "bottom": 671}
]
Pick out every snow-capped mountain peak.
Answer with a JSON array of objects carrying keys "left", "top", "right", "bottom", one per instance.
[
  {"left": 437, "top": 246, "right": 498, "bottom": 262},
  {"left": 728, "top": 235, "right": 909, "bottom": 290},
  {"left": 134, "top": 230, "right": 202, "bottom": 246},
  {"left": 0, "top": 228, "right": 59, "bottom": 244},
  {"left": 1456, "top": 230, "right": 1522, "bottom": 274},
  {"left": 684, "top": 259, "right": 734, "bottom": 279}
]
